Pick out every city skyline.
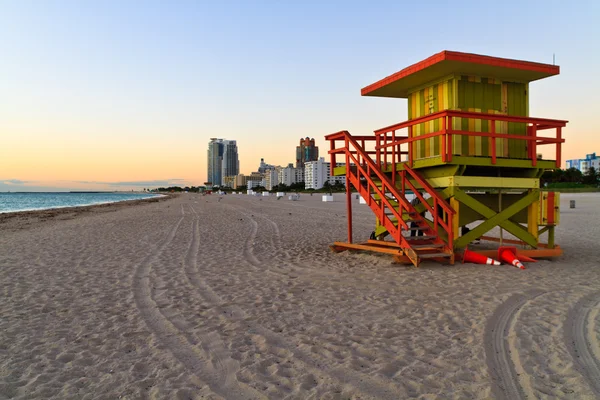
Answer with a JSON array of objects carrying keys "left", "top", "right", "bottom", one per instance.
[{"left": 1, "top": 1, "right": 599, "bottom": 191}]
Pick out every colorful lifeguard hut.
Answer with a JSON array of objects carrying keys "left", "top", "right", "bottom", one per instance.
[{"left": 327, "top": 51, "right": 567, "bottom": 266}]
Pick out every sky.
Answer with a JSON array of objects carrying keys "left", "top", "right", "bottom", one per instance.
[{"left": 1, "top": 0, "right": 599, "bottom": 191}]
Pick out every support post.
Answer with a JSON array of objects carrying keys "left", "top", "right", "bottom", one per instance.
[
  {"left": 346, "top": 152, "right": 353, "bottom": 244},
  {"left": 547, "top": 226, "right": 555, "bottom": 249},
  {"left": 450, "top": 197, "right": 459, "bottom": 245},
  {"left": 528, "top": 189, "right": 539, "bottom": 243},
  {"left": 499, "top": 189, "right": 503, "bottom": 246},
  {"left": 345, "top": 144, "right": 353, "bottom": 244}
]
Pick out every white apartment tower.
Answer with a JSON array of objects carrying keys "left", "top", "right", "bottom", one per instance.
[
  {"left": 279, "top": 163, "right": 304, "bottom": 186},
  {"left": 264, "top": 168, "right": 280, "bottom": 191},
  {"left": 304, "top": 157, "right": 346, "bottom": 189}
]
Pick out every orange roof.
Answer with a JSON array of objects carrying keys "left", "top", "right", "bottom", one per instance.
[{"left": 361, "top": 51, "right": 560, "bottom": 98}]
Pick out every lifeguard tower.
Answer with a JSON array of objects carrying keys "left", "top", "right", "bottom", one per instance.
[{"left": 327, "top": 51, "right": 566, "bottom": 267}]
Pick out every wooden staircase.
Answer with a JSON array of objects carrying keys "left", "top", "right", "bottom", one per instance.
[{"left": 327, "top": 131, "right": 455, "bottom": 267}]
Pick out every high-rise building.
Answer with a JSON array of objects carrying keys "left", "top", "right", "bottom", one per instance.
[
  {"left": 207, "top": 138, "right": 224, "bottom": 187},
  {"left": 296, "top": 137, "right": 319, "bottom": 169},
  {"left": 221, "top": 140, "right": 239, "bottom": 183},
  {"left": 207, "top": 138, "right": 239, "bottom": 187}
]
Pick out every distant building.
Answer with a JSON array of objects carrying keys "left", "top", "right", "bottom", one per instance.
[
  {"left": 296, "top": 137, "right": 319, "bottom": 169},
  {"left": 223, "top": 176, "right": 236, "bottom": 188},
  {"left": 221, "top": 140, "right": 239, "bottom": 183},
  {"left": 207, "top": 138, "right": 224, "bottom": 187},
  {"left": 279, "top": 163, "right": 304, "bottom": 186},
  {"left": 264, "top": 168, "right": 280, "bottom": 190},
  {"left": 304, "top": 157, "right": 346, "bottom": 190},
  {"left": 207, "top": 138, "right": 239, "bottom": 186},
  {"left": 566, "top": 153, "right": 600, "bottom": 173},
  {"left": 258, "top": 158, "right": 276, "bottom": 174},
  {"left": 233, "top": 174, "right": 248, "bottom": 189},
  {"left": 247, "top": 180, "right": 262, "bottom": 190}
]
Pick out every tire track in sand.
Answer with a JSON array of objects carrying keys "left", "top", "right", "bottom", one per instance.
[
  {"left": 565, "top": 291, "right": 600, "bottom": 396},
  {"left": 185, "top": 203, "right": 264, "bottom": 398},
  {"left": 208, "top": 204, "right": 405, "bottom": 398},
  {"left": 222, "top": 204, "right": 288, "bottom": 276},
  {"left": 485, "top": 290, "right": 546, "bottom": 400},
  {"left": 132, "top": 203, "right": 261, "bottom": 399}
]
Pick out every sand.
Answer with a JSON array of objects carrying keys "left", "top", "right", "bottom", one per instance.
[{"left": 0, "top": 192, "right": 599, "bottom": 399}]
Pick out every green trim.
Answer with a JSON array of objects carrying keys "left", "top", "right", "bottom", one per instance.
[
  {"left": 453, "top": 189, "right": 539, "bottom": 248},
  {"left": 411, "top": 156, "right": 557, "bottom": 170},
  {"left": 413, "top": 156, "right": 445, "bottom": 168},
  {"left": 412, "top": 165, "right": 462, "bottom": 178},
  {"left": 426, "top": 176, "right": 539, "bottom": 189}
]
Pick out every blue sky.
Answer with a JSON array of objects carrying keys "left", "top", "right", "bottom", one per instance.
[{"left": 1, "top": 0, "right": 599, "bottom": 191}]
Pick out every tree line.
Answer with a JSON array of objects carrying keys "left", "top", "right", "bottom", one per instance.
[
  {"left": 541, "top": 167, "right": 599, "bottom": 188},
  {"left": 150, "top": 180, "right": 349, "bottom": 193}
]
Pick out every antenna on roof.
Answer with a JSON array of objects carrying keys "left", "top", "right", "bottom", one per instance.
[{"left": 553, "top": 53, "right": 555, "bottom": 65}]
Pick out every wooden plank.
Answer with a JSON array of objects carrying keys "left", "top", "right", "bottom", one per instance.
[
  {"left": 478, "top": 235, "right": 557, "bottom": 248},
  {"left": 366, "top": 240, "right": 402, "bottom": 248},
  {"left": 419, "top": 252, "right": 452, "bottom": 259},
  {"left": 331, "top": 242, "right": 403, "bottom": 255},
  {"left": 474, "top": 246, "right": 562, "bottom": 259}
]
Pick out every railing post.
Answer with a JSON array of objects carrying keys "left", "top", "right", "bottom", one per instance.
[
  {"left": 375, "top": 133, "right": 380, "bottom": 166},
  {"left": 433, "top": 198, "right": 438, "bottom": 235},
  {"left": 441, "top": 117, "right": 447, "bottom": 162},
  {"left": 491, "top": 117, "right": 497, "bottom": 164},
  {"left": 531, "top": 124, "right": 537, "bottom": 166},
  {"left": 556, "top": 127, "right": 562, "bottom": 168},
  {"left": 401, "top": 170, "right": 405, "bottom": 198},
  {"left": 391, "top": 130, "right": 396, "bottom": 186},
  {"left": 447, "top": 116, "right": 453, "bottom": 163},
  {"left": 408, "top": 126, "right": 413, "bottom": 167},
  {"left": 383, "top": 132, "right": 388, "bottom": 170}
]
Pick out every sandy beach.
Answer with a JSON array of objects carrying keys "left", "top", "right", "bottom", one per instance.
[{"left": 1, "top": 192, "right": 599, "bottom": 399}]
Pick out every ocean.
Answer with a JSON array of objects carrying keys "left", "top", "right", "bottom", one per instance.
[{"left": 0, "top": 192, "right": 163, "bottom": 214}]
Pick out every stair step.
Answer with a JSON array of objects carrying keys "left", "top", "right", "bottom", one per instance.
[
  {"left": 405, "top": 235, "right": 438, "bottom": 241},
  {"left": 389, "top": 217, "right": 422, "bottom": 225},
  {"left": 411, "top": 243, "right": 445, "bottom": 250},
  {"left": 418, "top": 252, "right": 453, "bottom": 259}
]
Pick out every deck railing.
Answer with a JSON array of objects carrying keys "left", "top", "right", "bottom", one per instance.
[{"left": 374, "top": 110, "right": 567, "bottom": 168}]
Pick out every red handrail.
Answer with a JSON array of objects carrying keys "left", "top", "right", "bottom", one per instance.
[{"left": 328, "top": 131, "right": 454, "bottom": 251}]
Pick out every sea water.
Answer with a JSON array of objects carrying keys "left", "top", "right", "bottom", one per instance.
[{"left": 0, "top": 192, "right": 162, "bottom": 213}]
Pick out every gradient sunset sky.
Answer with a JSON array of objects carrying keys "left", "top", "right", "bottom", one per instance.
[{"left": 1, "top": 0, "right": 599, "bottom": 191}]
